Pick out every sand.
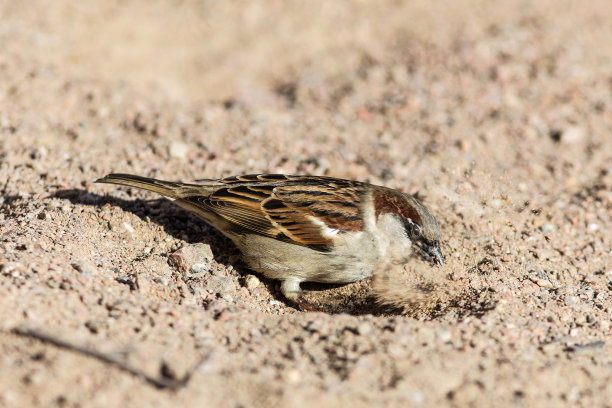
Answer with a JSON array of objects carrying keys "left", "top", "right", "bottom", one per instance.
[{"left": 1, "top": 1, "right": 611, "bottom": 406}]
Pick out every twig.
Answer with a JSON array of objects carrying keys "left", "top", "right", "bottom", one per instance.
[{"left": 11, "top": 325, "right": 196, "bottom": 390}]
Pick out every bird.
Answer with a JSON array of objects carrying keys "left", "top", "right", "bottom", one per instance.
[{"left": 95, "top": 173, "right": 444, "bottom": 311}]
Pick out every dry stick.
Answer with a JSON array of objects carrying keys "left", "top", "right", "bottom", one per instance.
[{"left": 12, "top": 325, "right": 196, "bottom": 390}]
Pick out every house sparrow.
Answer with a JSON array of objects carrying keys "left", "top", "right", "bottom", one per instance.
[{"left": 95, "top": 173, "right": 444, "bottom": 310}]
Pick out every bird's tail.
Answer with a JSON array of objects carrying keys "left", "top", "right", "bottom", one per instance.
[{"left": 95, "top": 173, "right": 206, "bottom": 199}]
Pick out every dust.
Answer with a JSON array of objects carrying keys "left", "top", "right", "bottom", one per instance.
[{"left": 372, "top": 259, "right": 459, "bottom": 316}]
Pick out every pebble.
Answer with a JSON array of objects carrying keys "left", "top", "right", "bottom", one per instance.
[
  {"left": 71, "top": 261, "right": 96, "bottom": 277},
  {"left": 437, "top": 330, "right": 453, "bottom": 343},
  {"left": 536, "top": 279, "right": 553, "bottom": 289},
  {"left": 205, "top": 275, "right": 236, "bottom": 295},
  {"left": 122, "top": 222, "right": 135, "bottom": 234},
  {"left": 84, "top": 320, "right": 108, "bottom": 334},
  {"left": 285, "top": 369, "right": 302, "bottom": 384},
  {"left": 22, "top": 370, "right": 45, "bottom": 386},
  {"left": 564, "top": 295, "right": 580, "bottom": 306},
  {"left": 539, "top": 223, "right": 556, "bottom": 234},
  {"left": 245, "top": 275, "right": 260, "bottom": 290},
  {"left": 561, "top": 126, "right": 584, "bottom": 144},
  {"left": 160, "top": 360, "right": 188, "bottom": 382},
  {"left": 357, "top": 321, "right": 372, "bottom": 336},
  {"left": 169, "top": 243, "right": 214, "bottom": 272},
  {"left": 408, "top": 390, "right": 425, "bottom": 406},
  {"left": 489, "top": 198, "right": 503, "bottom": 209},
  {"left": 169, "top": 141, "right": 189, "bottom": 159},
  {"left": 587, "top": 223, "right": 599, "bottom": 232},
  {"left": 190, "top": 263, "right": 210, "bottom": 274}
]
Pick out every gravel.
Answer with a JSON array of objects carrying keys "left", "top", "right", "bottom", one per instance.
[{"left": 0, "top": 1, "right": 611, "bottom": 407}]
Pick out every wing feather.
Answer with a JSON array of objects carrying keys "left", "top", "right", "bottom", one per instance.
[{"left": 187, "top": 174, "right": 367, "bottom": 251}]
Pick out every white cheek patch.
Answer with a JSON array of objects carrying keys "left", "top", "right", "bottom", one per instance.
[
  {"left": 308, "top": 216, "right": 340, "bottom": 238},
  {"left": 368, "top": 214, "right": 411, "bottom": 259}
]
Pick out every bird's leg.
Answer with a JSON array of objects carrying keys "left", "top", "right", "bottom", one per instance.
[{"left": 281, "top": 278, "right": 318, "bottom": 312}]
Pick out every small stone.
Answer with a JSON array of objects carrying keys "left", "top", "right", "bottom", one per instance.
[
  {"left": 539, "top": 223, "right": 556, "bottom": 234},
  {"left": 122, "top": 222, "right": 135, "bottom": 234},
  {"left": 71, "top": 261, "right": 96, "bottom": 277},
  {"left": 536, "top": 279, "right": 553, "bottom": 289},
  {"left": 437, "top": 330, "right": 452, "bottom": 343},
  {"left": 169, "top": 141, "right": 189, "bottom": 159},
  {"left": 1, "top": 262, "right": 25, "bottom": 275},
  {"left": 190, "top": 263, "right": 210, "bottom": 274},
  {"left": 408, "top": 390, "right": 425, "bottom": 406},
  {"left": 489, "top": 198, "right": 503, "bottom": 209},
  {"left": 565, "top": 386, "right": 580, "bottom": 403},
  {"left": 205, "top": 275, "right": 236, "bottom": 295},
  {"left": 562, "top": 126, "right": 584, "bottom": 144},
  {"left": 211, "top": 268, "right": 227, "bottom": 277},
  {"left": 245, "top": 274, "right": 260, "bottom": 290},
  {"left": 574, "top": 314, "right": 587, "bottom": 325},
  {"left": 357, "top": 321, "right": 372, "bottom": 336},
  {"left": 564, "top": 295, "right": 580, "bottom": 306},
  {"left": 22, "top": 370, "right": 45, "bottom": 386},
  {"left": 169, "top": 243, "right": 214, "bottom": 273},
  {"left": 160, "top": 360, "right": 188, "bottom": 382},
  {"left": 85, "top": 320, "right": 108, "bottom": 334},
  {"left": 587, "top": 223, "right": 599, "bottom": 232},
  {"left": 37, "top": 212, "right": 46, "bottom": 220},
  {"left": 285, "top": 369, "right": 302, "bottom": 384}
]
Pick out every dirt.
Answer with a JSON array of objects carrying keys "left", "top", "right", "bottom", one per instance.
[{"left": 1, "top": 1, "right": 611, "bottom": 407}]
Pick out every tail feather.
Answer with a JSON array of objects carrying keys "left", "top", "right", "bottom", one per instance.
[{"left": 95, "top": 173, "right": 205, "bottom": 199}]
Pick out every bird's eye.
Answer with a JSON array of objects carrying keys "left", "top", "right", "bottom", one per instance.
[{"left": 404, "top": 221, "right": 421, "bottom": 237}]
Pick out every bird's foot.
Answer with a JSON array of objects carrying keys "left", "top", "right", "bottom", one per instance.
[{"left": 281, "top": 278, "right": 318, "bottom": 312}]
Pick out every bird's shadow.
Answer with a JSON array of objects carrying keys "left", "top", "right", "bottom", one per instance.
[
  {"left": 52, "top": 189, "right": 496, "bottom": 319},
  {"left": 54, "top": 189, "right": 228, "bottom": 246}
]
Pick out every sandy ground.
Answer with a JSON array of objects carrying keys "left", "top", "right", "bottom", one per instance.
[{"left": 1, "top": 1, "right": 612, "bottom": 407}]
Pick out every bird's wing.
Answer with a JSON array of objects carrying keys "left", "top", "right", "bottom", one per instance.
[{"left": 184, "top": 175, "right": 366, "bottom": 251}]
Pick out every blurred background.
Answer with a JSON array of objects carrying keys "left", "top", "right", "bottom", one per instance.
[{"left": 3, "top": 0, "right": 611, "bottom": 103}]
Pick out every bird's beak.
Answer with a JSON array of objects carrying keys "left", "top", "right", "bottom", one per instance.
[{"left": 429, "top": 242, "right": 445, "bottom": 266}]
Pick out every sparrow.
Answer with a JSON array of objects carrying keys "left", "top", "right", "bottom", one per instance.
[{"left": 95, "top": 173, "right": 444, "bottom": 310}]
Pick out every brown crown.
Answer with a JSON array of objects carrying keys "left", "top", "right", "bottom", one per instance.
[{"left": 373, "top": 188, "right": 422, "bottom": 226}]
